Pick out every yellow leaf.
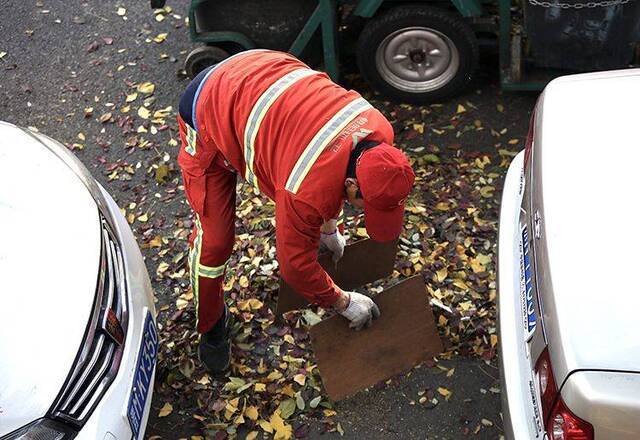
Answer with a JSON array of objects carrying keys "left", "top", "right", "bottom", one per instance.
[
  {"left": 284, "top": 334, "right": 295, "bottom": 344},
  {"left": 258, "top": 419, "right": 273, "bottom": 434},
  {"left": 239, "top": 275, "right": 249, "bottom": 288},
  {"left": 470, "top": 258, "right": 485, "bottom": 274},
  {"left": 491, "top": 334, "right": 498, "bottom": 347},
  {"left": 245, "top": 406, "right": 259, "bottom": 421},
  {"left": 437, "top": 387, "right": 452, "bottom": 398},
  {"left": 77, "top": 132, "right": 85, "bottom": 141},
  {"left": 116, "top": 7, "right": 126, "bottom": 16},
  {"left": 246, "top": 432, "right": 259, "bottom": 440},
  {"left": 126, "top": 92, "right": 138, "bottom": 102},
  {"left": 270, "top": 410, "right": 292, "bottom": 440},
  {"left": 435, "top": 202, "right": 449, "bottom": 211},
  {"left": 452, "top": 279, "right": 468, "bottom": 290},
  {"left": 137, "top": 82, "right": 155, "bottom": 94},
  {"left": 293, "top": 374, "right": 306, "bottom": 386},
  {"left": 280, "top": 384, "right": 295, "bottom": 397},
  {"left": 138, "top": 106, "right": 151, "bottom": 119},
  {"left": 148, "top": 235, "right": 163, "bottom": 248},
  {"left": 435, "top": 268, "right": 448, "bottom": 283},
  {"left": 497, "top": 103, "right": 504, "bottom": 112},
  {"left": 267, "top": 370, "right": 283, "bottom": 381},
  {"left": 355, "top": 227, "right": 369, "bottom": 238},
  {"left": 153, "top": 33, "right": 168, "bottom": 43},
  {"left": 323, "top": 409, "right": 337, "bottom": 417},
  {"left": 412, "top": 123, "right": 424, "bottom": 134},
  {"left": 456, "top": 104, "right": 466, "bottom": 113},
  {"left": 137, "top": 213, "right": 149, "bottom": 223},
  {"left": 254, "top": 383, "right": 266, "bottom": 392},
  {"left": 158, "top": 402, "right": 173, "bottom": 417}
]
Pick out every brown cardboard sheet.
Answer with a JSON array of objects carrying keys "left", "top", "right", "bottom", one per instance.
[
  {"left": 309, "top": 276, "right": 443, "bottom": 401},
  {"left": 276, "top": 238, "right": 397, "bottom": 316}
]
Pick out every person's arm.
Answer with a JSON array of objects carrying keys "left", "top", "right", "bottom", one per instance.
[
  {"left": 275, "top": 189, "right": 343, "bottom": 307},
  {"left": 320, "top": 219, "right": 337, "bottom": 234},
  {"left": 275, "top": 191, "right": 380, "bottom": 329}
]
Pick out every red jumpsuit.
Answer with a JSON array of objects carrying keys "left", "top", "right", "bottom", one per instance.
[{"left": 177, "top": 50, "right": 394, "bottom": 333}]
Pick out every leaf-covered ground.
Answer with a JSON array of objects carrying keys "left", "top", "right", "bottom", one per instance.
[{"left": 0, "top": 1, "right": 537, "bottom": 438}]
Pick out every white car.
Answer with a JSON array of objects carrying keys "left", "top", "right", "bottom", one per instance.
[
  {"left": 499, "top": 70, "right": 640, "bottom": 439},
  {"left": 0, "top": 122, "right": 157, "bottom": 439}
]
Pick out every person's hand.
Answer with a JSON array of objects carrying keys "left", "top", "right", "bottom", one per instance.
[
  {"left": 338, "top": 291, "right": 380, "bottom": 330},
  {"left": 320, "top": 229, "right": 346, "bottom": 263}
]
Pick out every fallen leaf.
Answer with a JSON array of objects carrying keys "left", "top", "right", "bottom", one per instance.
[
  {"left": 258, "top": 419, "right": 273, "bottom": 434},
  {"left": 158, "top": 402, "right": 173, "bottom": 417},
  {"left": 138, "top": 107, "right": 151, "bottom": 119},
  {"left": 137, "top": 82, "right": 155, "bottom": 94},
  {"left": 323, "top": 409, "right": 337, "bottom": 417},
  {"left": 270, "top": 410, "right": 293, "bottom": 440},
  {"left": 245, "top": 406, "right": 259, "bottom": 421},
  {"left": 279, "top": 398, "right": 296, "bottom": 419},
  {"left": 153, "top": 33, "right": 168, "bottom": 43}
]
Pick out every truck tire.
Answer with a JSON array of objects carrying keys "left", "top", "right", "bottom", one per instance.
[
  {"left": 357, "top": 6, "right": 478, "bottom": 103},
  {"left": 184, "top": 46, "right": 230, "bottom": 79}
]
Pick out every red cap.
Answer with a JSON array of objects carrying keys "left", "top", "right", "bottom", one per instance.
[{"left": 356, "top": 144, "right": 415, "bottom": 242}]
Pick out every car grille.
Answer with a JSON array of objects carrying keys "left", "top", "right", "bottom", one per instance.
[{"left": 51, "top": 216, "right": 128, "bottom": 425}]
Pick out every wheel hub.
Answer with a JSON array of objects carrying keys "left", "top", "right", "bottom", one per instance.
[
  {"left": 375, "top": 27, "right": 460, "bottom": 94},
  {"left": 409, "top": 49, "right": 426, "bottom": 64}
]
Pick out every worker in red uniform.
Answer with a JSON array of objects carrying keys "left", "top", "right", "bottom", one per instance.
[{"left": 177, "top": 50, "right": 415, "bottom": 374}]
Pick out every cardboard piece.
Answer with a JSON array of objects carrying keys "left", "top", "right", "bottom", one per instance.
[
  {"left": 276, "top": 238, "right": 397, "bottom": 316},
  {"left": 309, "top": 276, "right": 443, "bottom": 401}
]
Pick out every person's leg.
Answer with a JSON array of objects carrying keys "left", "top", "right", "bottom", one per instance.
[
  {"left": 177, "top": 109, "right": 236, "bottom": 373},
  {"left": 188, "top": 159, "right": 236, "bottom": 374},
  {"left": 190, "top": 159, "right": 236, "bottom": 335}
]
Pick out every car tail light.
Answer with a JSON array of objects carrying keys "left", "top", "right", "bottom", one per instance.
[
  {"left": 535, "top": 349, "right": 594, "bottom": 440},
  {"left": 535, "top": 348, "right": 557, "bottom": 419},
  {"left": 549, "top": 397, "right": 594, "bottom": 440}
]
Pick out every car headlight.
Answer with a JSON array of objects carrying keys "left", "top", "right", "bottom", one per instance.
[
  {"left": 48, "top": 216, "right": 129, "bottom": 426},
  {"left": 3, "top": 418, "right": 77, "bottom": 439}
]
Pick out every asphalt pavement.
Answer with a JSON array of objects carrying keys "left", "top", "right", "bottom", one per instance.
[{"left": 0, "top": 1, "right": 537, "bottom": 439}]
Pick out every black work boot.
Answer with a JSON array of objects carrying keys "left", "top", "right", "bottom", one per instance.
[{"left": 198, "top": 306, "right": 231, "bottom": 375}]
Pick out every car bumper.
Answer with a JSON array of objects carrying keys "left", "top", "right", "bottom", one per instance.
[
  {"left": 77, "top": 187, "right": 157, "bottom": 440},
  {"left": 498, "top": 152, "right": 545, "bottom": 440}
]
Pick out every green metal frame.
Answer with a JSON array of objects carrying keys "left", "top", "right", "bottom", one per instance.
[
  {"left": 188, "top": 0, "right": 485, "bottom": 82},
  {"left": 498, "top": 0, "right": 547, "bottom": 91}
]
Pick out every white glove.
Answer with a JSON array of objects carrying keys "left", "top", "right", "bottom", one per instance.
[
  {"left": 339, "top": 291, "right": 381, "bottom": 330},
  {"left": 320, "top": 229, "right": 346, "bottom": 263}
]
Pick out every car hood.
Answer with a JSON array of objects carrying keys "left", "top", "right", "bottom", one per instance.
[
  {"left": 533, "top": 70, "right": 640, "bottom": 379},
  {"left": 0, "top": 123, "right": 101, "bottom": 435}
]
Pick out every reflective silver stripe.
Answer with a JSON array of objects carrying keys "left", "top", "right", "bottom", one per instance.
[
  {"left": 243, "top": 68, "right": 318, "bottom": 189},
  {"left": 199, "top": 261, "right": 227, "bottom": 279},
  {"left": 285, "top": 98, "right": 372, "bottom": 194},
  {"left": 189, "top": 216, "right": 205, "bottom": 328}
]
